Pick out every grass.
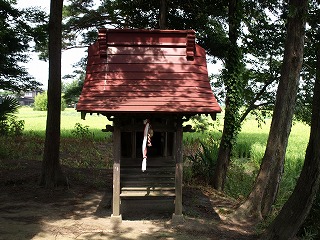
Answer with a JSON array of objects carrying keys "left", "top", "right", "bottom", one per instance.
[
  {"left": 0, "top": 107, "right": 113, "bottom": 172},
  {"left": 1, "top": 107, "right": 313, "bottom": 238},
  {"left": 184, "top": 116, "right": 310, "bottom": 207},
  {"left": 16, "top": 107, "right": 111, "bottom": 139},
  {"left": 10, "top": 108, "right": 311, "bottom": 216}
]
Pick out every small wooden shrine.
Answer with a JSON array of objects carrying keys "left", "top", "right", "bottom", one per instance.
[{"left": 76, "top": 28, "right": 221, "bottom": 223}]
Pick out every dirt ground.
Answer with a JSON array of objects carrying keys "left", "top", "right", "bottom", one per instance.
[{"left": 0, "top": 158, "right": 259, "bottom": 240}]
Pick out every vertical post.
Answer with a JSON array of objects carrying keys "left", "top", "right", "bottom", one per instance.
[
  {"left": 111, "top": 120, "right": 122, "bottom": 222},
  {"left": 131, "top": 118, "right": 136, "bottom": 158},
  {"left": 172, "top": 118, "right": 184, "bottom": 223},
  {"left": 131, "top": 131, "right": 136, "bottom": 159},
  {"left": 163, "top": 118, "right": 168, "bottom": 157},
  {"left": 163, "top": 132, "right": 168, "bottom": 157}
]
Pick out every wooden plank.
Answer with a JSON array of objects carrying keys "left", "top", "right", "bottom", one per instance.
[
  {"left": 106, "top": 32, "right": 187, "bottom": 45},
  {"left": 85, "top": 80, "right": 211, "bottom": 89},
  {"left": 86, "top": 63, "right": 207, "bottom": 74},
  {"left": 121, "top": 175, "right": 175, "bottom": 181},
  {"left": 106, "top": 46, "right": 187, "bottom": 56},
  {"left": 76, "top": 105, "right": 221, "bottom": 113},
  {"left": 121, "top": 171, "right": 175, "bottom": 176},
  {"left": 121, "top": 187, "right": 175, "bottom": 191},
  {"left": 83, "top": 85, "right": 212, "bottom": 93},
  {"left": 87, "top": 55, "right": 207, "bottom": 65},
  {"left": 78, "top": 101, "right": 219, "bottom": 108},
  {"left": 120, "top": 191, "right": 175, "bottom": 197},
  {"left": 121, "top": 181, "right": 175, "bottom": 188},
  {"left": 121, "top": 167, "right": 175, "bottom": 172},
  {"left": 78, "top": 90, "right": 216, "bottom": 97},
  {"left": 85, "top": 72, "right": 209, "bottom": 81},
  {"left": 112, "top": 125, "right": 121, "bottom": 217},
  {"left": 90, "top": 45, "right": 205, "bottom": 58},
  {"left": 174, "top": 121, "right": 183, "bottom": 216},
  {"left": 105, "top": 29, "right": 193, "bottom": 35},
  {"left": 121, "top": 166, "right": 175, "bottom": 172},
  {"left": 77, "top": 99, "right": 221, "bottom": 107}
]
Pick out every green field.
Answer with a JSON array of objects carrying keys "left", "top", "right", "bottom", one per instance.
[
  {"left": 16, "top": 107, "right": 111, "bottom": 139},
  {"left": 14, "top": 107, "right": 310, "bottom": 207},
  {"left": 16, "top": 107, "right": 310, "bottom": 169}
]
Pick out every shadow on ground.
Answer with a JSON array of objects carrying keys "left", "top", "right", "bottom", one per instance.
[{"left": 0, "top": 158, "right": 258, "bottom": 240}]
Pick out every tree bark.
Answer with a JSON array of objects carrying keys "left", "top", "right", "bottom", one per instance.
[
  {"left": 159, "top": 0, "right": 167, "bottom": 29},
  {"left": 213, "top": 0, "right": 242, "bottom": 191},
  {"left": 40, "top": 0, "right": 67, "bottom": 188},
  {"left": 212, "top": 130, "right": 232, "bottom": 189},
  {"left": 231, "top": 0, "right": 308, "bottom": 221},
  {"left": 261, "top": 27, "right": 319, "bottom": 240},
  {"left": 261, "top": 158, "right": 284, "bottom": 217}
]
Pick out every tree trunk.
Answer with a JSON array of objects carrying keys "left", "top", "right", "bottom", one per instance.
[
  {"left": 159, "top": 0, "right": 167, "bottom": 29},
  {"left": 213, "top": 0, "right": 242, "bottom": 191},
  {"left": 261, "top": 28, "right": 319, "bottom": 240},
  {"left": 40, "top": 0, "right": 67, "bottom": 188},
  {"left": 231, "top": 0, "right": 307, "bottom": 221},
  {"left": 212, "top": 130, "right": 232, "bottom": 190},
  {"left": 261, "top": 158, "right": 284, "bottom": 217}
]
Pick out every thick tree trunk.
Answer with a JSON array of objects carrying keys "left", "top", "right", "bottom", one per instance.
[
  {"left": 212, "top": 130, "right": 232, "bottom": 190},
  {"left": 213, "top": 0, "right": 242, "bottom": 191},
  {"left": 261, "top": 32, "right": 319, "bottom": 240},
  {"left": 159, "top": 0, "right": 167, "bottom": 29},
  {"left": 40, "top": 0, "right": 67, "bottom": 188},
  {"left": 261, "top": 158, "right": 284, "bottom": 217},
  {"left": 231, "top": 0, "right": 307, "bottom": 221}
]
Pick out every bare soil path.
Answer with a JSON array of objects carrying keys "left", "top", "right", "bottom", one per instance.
[{"left": 0, "top": 159, "right": 259, "bottom": 240}]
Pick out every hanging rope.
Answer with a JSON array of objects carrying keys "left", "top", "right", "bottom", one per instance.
[{"left": 142, "top": 119, "right": 153, "bottom": 172}]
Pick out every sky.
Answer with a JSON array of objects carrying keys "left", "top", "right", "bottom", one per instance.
[
  {"left": 16, "top": 0, "right": 221, "bottom": 90},
  {"left": 17, "top": 0, "right": 86, "bottom": 90}
]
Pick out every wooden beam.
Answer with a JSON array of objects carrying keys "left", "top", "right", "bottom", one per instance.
[
  {"left": 131, "top": 131, "right": 136, "bottom": 159},
  {"left": 172, "top": 119, "right": 184, "bottom": 223},
  {"left": 81, "top": 112, "right": 86, "bottom": 120},
  {"left": 119, "top": 123, "right": 176, "bottom": 132},
  {"left": 111, "top": 122, "right": 122, "bottom": 222},
  {"left": 210, "top": 113, "right": 217, "bottom": 121}
]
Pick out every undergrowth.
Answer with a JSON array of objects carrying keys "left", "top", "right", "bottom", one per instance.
[{"left": 3, "top": 108, "right": 314, "bottom": 238}]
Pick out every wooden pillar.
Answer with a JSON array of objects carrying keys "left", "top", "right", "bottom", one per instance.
[
  {"left": 163, "top": 119, "right": 168, "bottom": 157},
  {"left": 172, "top": 118, "right": 184, "bottom": 223},
  {"left": 131, "top": 131, "right": 136, "bottom": 158},
  {"left": 111, "top": 121, "right": 122, "bottom": 223},
  {"left": 163, "top": 132, "right": 168, "bottom": 157}
]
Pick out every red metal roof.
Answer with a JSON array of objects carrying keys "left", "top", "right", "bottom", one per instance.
[{"left": 76, "top": 29, "right": 221, "bottom": 115}]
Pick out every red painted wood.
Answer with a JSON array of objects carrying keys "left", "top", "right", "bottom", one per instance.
[
  {"left": 77, "top": 104, "right": 221, "bottom": 113},
  {"left": 106, "top": 33, "right": 187, "bottom": 46},
  {"left": 87, "top": 55, "right": 207, "bottom": 65},
  {"left": 77, "top": 29, "right": 222, "bottom": 114},
  {"left": 79, "top": 96, "right": 216, "bottom": 103},
  {"left": 84, "top": 79, "right": 211, "bottom": 88},
  {"left": 106, "top": 46, "right": 187, "bottom": 56},
  {"left": 82, "top": 85, "right": 212, "bottom": 93},
  {"left": 78, "top": 90, "right": 215, "bottom": 98},
  {"left": 85, "top": 72, "right": 209, "bottom": 81},
  {"left": 86, "top": 63, "right": 207, "bottom": 74}
]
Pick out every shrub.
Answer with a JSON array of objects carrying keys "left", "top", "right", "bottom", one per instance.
[
  {"left": 71, "top": 123, "right": 94, "bottom": 139},
  {"left": 0, "top": 96, "right": 24, "bottom": 136},
  {"left": 33, "top": 91, "right": 67, "bottom": 111},
  {"left": 185, "top": 137, "right": 219, "bottom": 185},
  {"left": 189, "top": 115, "right": 214, "bottom": 132},
  {"left": 0, "top": 118, "right": 25, "bottom": 136}
]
